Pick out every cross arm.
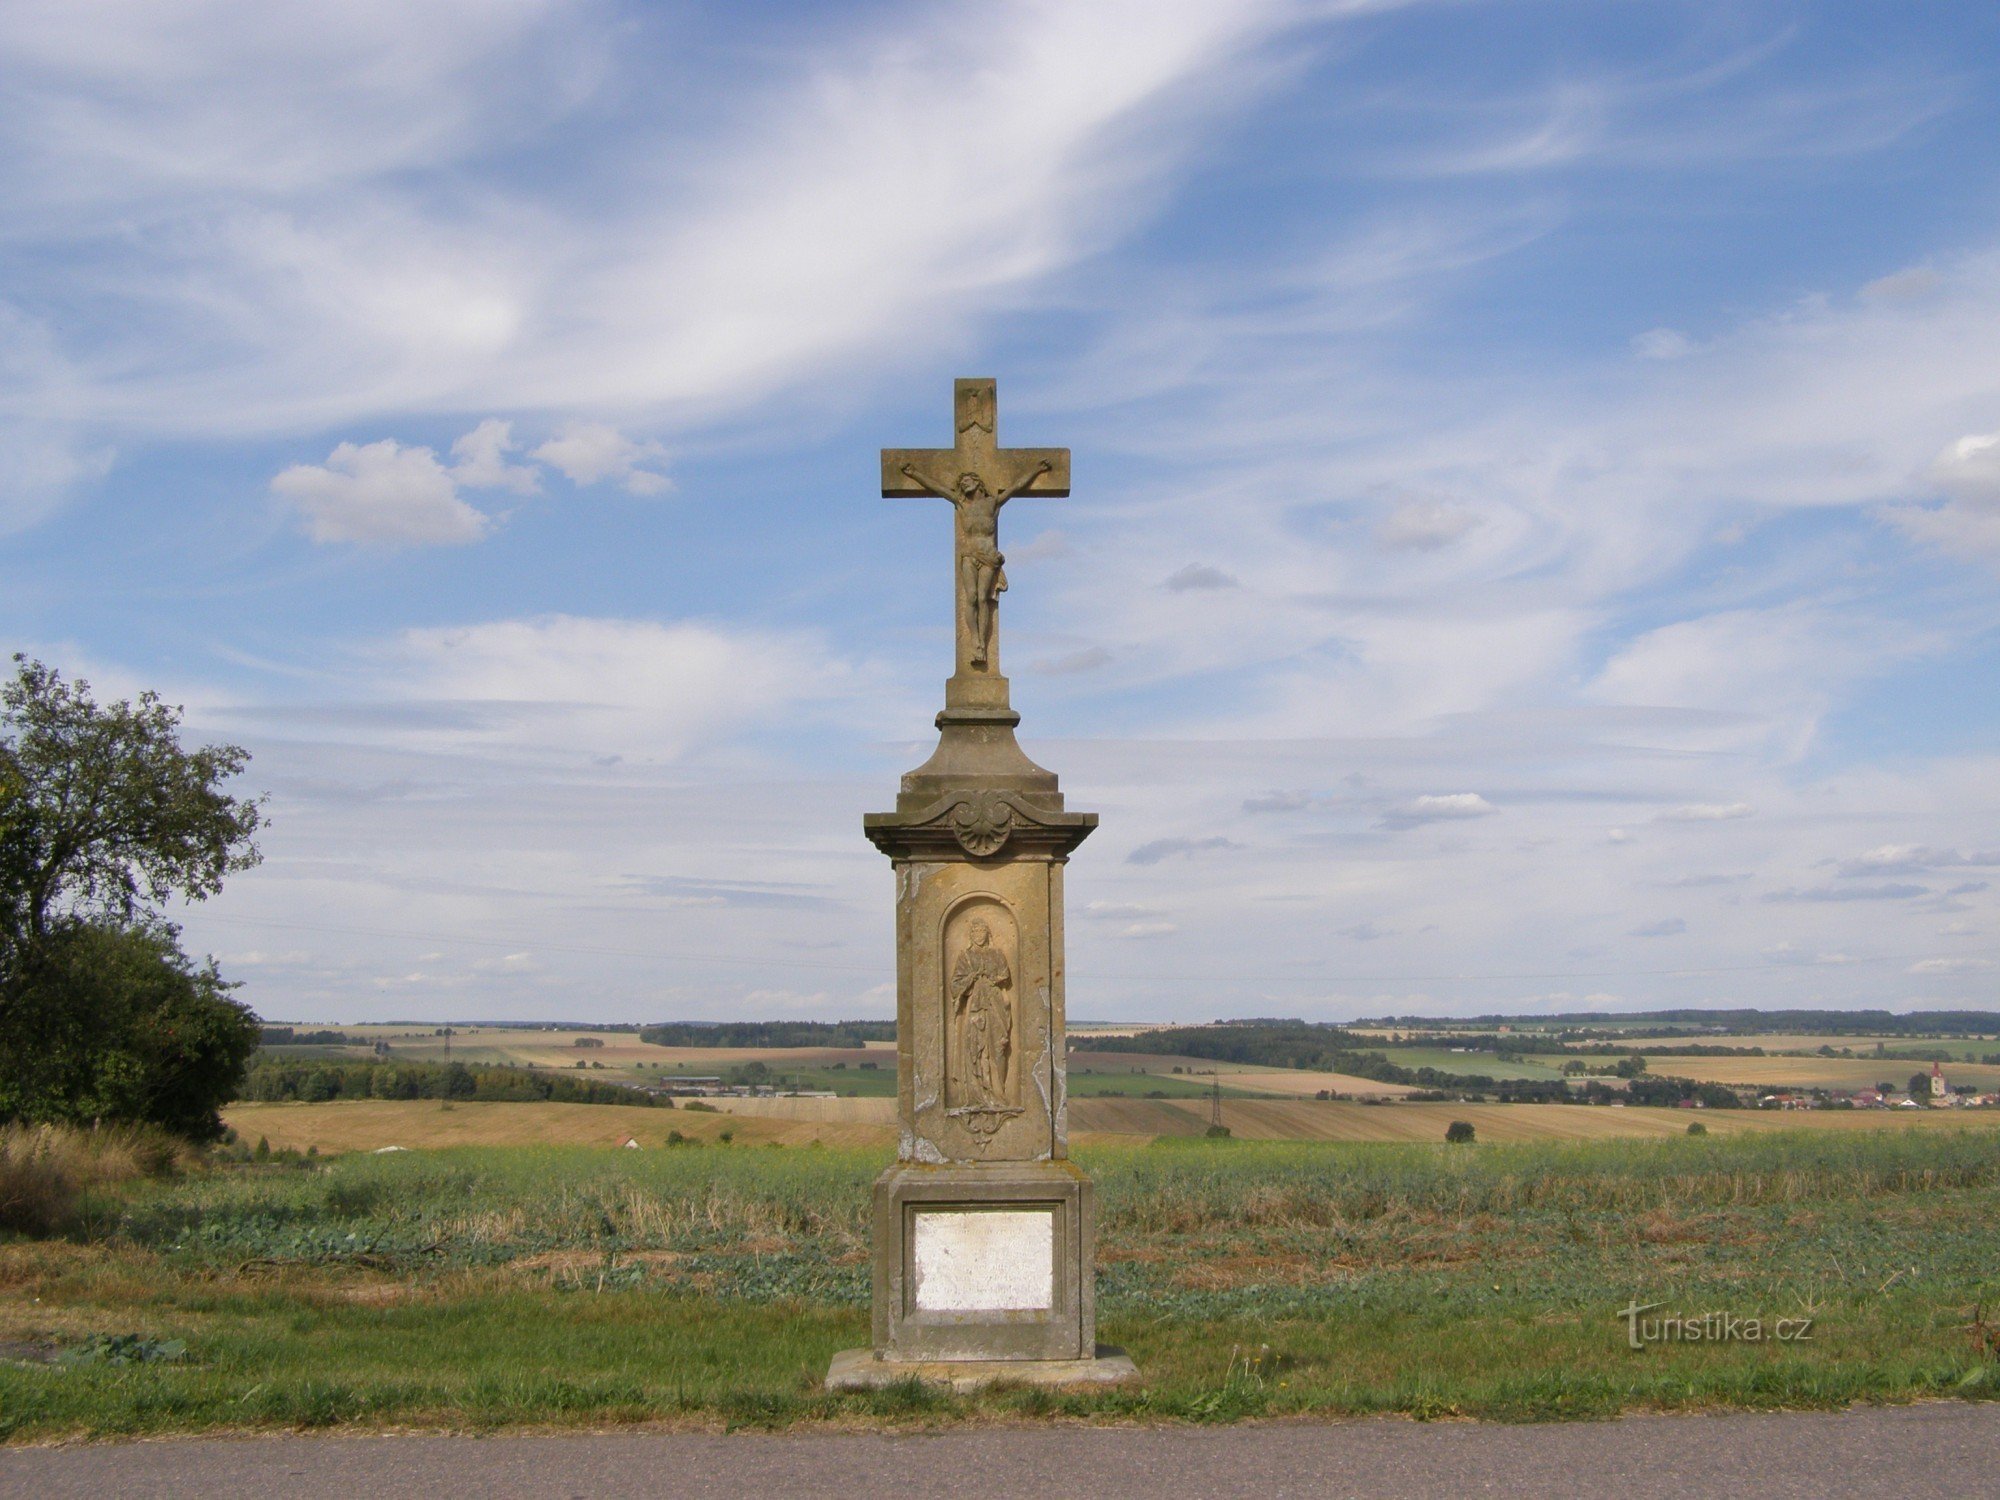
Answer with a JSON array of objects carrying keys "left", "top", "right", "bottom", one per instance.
[{"left": 880, "top": 447, "right": 1071, "bottom": 499}]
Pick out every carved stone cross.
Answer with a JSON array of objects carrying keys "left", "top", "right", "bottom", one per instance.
[{"left": 882, "top": 378, "right": 1069, "bottom": 704}]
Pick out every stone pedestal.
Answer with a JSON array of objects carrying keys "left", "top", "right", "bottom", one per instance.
[
  {"left": 871, "top": 1161, "right": 1093, "bottom": 1361},
  {"left": 827, "top": 379, "right": 1133, "bottom": 1393}
]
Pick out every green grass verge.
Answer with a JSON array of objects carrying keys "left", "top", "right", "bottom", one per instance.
[{"left": 4, "top": 1130, "right": 1999, "bottom": 1438}]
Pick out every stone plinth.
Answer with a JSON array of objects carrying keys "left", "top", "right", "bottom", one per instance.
[
  {"left": 825, "top": 1346, "right": 1139, "bottom": 1394},
  {"left": 871, "top": 1160, "right": 1093, "bottom": 1362}
]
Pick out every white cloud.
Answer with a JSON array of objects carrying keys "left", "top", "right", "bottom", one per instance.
[
  {"left": 1837, "top": 844, "right": 2000, "bottom": 877},
  {"left": 1887, "top": 432, "right": 2000, "bottom": 565},
  {"left": 532, "top": 422, "right": 669, "bottom": 495},
  {"left": 1243, "top": 789, "right": 1313, "bottom": 813},
  {"left": 1629, "top": 917, "right": 1686, "bottom": 937},
  {"left": 1164, "top": 562, "right": 1238, "bottom": 591},
  {"left": 1763, "top": 944, "right": 1861, "bottom": 966},
  {"left": 1632, "top": 327, "right": 1695, "bottom": 360},
  {"left": 1380, "top": 793, "right": 1496, "bottom": 829},
  {"left": 1376, "top": 497, "right": 1481, "bottom": 550},
  {"left": 1860, "top": 265, "right": 1940, "bottom": 302},
  {"left": 373, "top": 613, "right": 863, "bottom": 762},
  {"left": 1908, "top": 957, "right": 1994, "bottom": 975},
  {"left": 450, "top": 418, "right": 540, "bottom": 494},
  {"left": 1658, "top": 803, "right": 1755, "bottom": 823},
  {"left": 1115, "top": 920, "right": 1180, "bottom": 939},
  {"left": 1085, "top": 901, "right": 1165, "bottom": 921},
  {"left": 1027, "top": 646, "right": 1113, "bottom": 676},
  {"left": 272, "top": 417, "right": 663, "bottom": 543},
  {"left": 0, "top": 0, "right": 1331, "bottom": 461},
  {"left": 271, "top": 438, "right": 487, "bottom": 546},
  {"left": 1125, "top": 835, "right": 1241, "bottom": 866}
]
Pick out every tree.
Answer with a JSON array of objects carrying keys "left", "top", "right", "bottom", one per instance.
[
  {"left": 0, "top": 658, "right": 264, "bottom": 1139},
  {"left": 1909, "top": 1072, "right": 1931, "bottom": 1100},
  {"left": 0, "top": 922, "right": 257, "bottom": 1139},
  {"left": 1445, "top": 1120, "right": 1476, "bottom": 1144},
  {"left": 1, "top": 657, "right": 261, "bottom": 940}
]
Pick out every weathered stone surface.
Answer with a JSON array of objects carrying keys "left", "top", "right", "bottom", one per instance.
[
  {"left": 830, "top": 378, "right": 1125, "bottom": 1386},
  {"left": 869, "top": 1160, "right": 1095, "bottom": 1363},
  {"left": 824, "top": 1346, "right": 1140, "bottom": 1393}
]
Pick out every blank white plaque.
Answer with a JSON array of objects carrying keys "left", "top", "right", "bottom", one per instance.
[{"left": 911, "top": 1207, "right": 1055, "bottom": 1311}]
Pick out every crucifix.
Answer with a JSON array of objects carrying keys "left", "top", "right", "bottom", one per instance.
[
  {"left": 882, "top": 379, "right": 1069, "bottom": 696},
  {"left": 835, "top": 375, "right": 1123, "bottom": 1388}
]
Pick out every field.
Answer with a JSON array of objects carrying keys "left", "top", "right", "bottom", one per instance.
[
  {"left": 260, "top": 1027, "right": 902, "bottom": 1095},
  {"left": 1073, "top": 1051, "right": 1421, "bottom": 1099},
  {"left": 1361, "top": 1047, "right": 1570, "bottom": 1081},
  {"left": 220, "top": 1098, "right": 2000, "bottom": 1154},
  {"left": 225, "top": 1100, "right": 894, "bottom": 1153},
  {"left": 1644, "top": 1056, "right": 2000, "bottom": 1092},
  {"left": 6, "top": 1126, "right": 2000, "bottom": 1440},
  {"left": 264, "top": 1023, "right": 2000, "bottom": 1105}
]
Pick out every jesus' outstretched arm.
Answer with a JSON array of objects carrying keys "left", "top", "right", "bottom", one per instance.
[
  {"left": 994, "top": 459, "right": 1053, "bottom": 505},
  {"left": 899, "top": 463, "right": 961, "bottom": 503}
]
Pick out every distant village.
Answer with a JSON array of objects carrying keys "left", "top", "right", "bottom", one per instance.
[{"left": 1746, "top": 1061, "right": 1999, "bottom": 1113}]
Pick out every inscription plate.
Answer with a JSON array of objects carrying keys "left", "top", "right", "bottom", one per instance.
[{"left": 910, "top": 1207, "right": 1055, "bottom": 1312}]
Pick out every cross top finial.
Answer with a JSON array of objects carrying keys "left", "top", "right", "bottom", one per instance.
[{"left": 881, "top": 381, "right": 1070, "bottom": 709}]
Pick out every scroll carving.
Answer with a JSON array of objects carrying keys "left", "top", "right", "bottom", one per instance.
[{"left": 949, "top": 792, "right": 1015, "bottom": 856}]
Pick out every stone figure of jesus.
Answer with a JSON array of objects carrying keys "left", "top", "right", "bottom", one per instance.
[
  {"left": 950, "top": 918, "right": 1013, "bottom": 1105},
  {"left": 899, "top": 460, "right": 1052, "bottom": 670}
]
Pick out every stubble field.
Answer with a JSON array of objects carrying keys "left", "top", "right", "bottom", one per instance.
[{"left": 224, "top": 1097, "right": 2000, "bottom": 1154}]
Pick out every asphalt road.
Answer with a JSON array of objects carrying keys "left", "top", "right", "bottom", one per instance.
[{"left": 3, "top": 1402, "right": 1994, "bottom": 1499}]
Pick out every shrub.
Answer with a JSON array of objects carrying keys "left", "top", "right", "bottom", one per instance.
[
  {"left": 1444, "top": 1120, "right": 1476, "bottom": 1144},
  {"left": 1686, "top": 1120, "right": 1708, "bottom": 1136}
]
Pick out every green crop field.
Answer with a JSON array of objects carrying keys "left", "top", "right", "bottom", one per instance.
[
  {"left": 1366, "top": 1047, "right": 1569, "bottom": 1081},
  {"left": 6, "top": 1127, "right": 2000, "bottom": 1440}
]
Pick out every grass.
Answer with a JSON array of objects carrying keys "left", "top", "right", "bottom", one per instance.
[
  {"left": 0, "top": 1125, "right": 195, "bottom": 1237},
  {"left": 5, "top": 1126, "right": 2000, "bottom": 1438}
]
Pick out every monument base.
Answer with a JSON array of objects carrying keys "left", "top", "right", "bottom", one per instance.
[
  {"left": 825, "top": 1345, "right": 1138, "bottom": 1393},
  {"left": 871, "top": 1159, "right": 1095, "bottom": 1362}
]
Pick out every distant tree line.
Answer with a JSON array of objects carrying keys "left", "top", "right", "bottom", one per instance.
[
  {"left": 1076, "top": 1023, "right": 1519, "bottom": 1090},
  {"left": 1354, "top": 1009, "right": 2000, "bottom": 1036},
  {"left": 1075, "top": 1024, "right": 1747, "bottom": 1107},
  {"left": 638, "top": 1019, "right": 895, "bottom": 1049},
  {"left": 257, "top": 1026, "right": 370, "bottom": 1047},
  {"left": 241, "top": 1060, "right": 668, "bottom": 1107}
]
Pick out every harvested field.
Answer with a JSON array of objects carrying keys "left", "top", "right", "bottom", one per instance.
[
  {"left": 223, "top": 1100, "right": 893, "bottom": 1154},
  {"left": 701, "top": 1097, "right": 895, "bottom": 1125},
  {"left": 1647, "top": 1055, "right": 2000, "bottom": 1091},
  {"left": 1071, "top": 1051, "right": 1419, "bottom": 1098}
]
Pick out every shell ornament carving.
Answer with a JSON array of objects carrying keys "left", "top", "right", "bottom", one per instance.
[{"left": 949, "top": 793, "right": 1014, "bottom": 856}]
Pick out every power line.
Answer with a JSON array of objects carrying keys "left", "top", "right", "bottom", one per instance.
[{"left": 189, "top": 912, "right": 2000, "bottom": 988}]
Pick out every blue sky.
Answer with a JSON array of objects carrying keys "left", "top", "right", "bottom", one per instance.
[{"left": 4, "top": 0, "right": 1999, "bottom": 1023}]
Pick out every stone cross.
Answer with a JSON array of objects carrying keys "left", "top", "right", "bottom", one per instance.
[
  {"left": 881, "top": 378, "right": 1069, "bottom": 704},
  {"left": 829, "top": 378, "right": 1131, "bottom": 1387}
]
